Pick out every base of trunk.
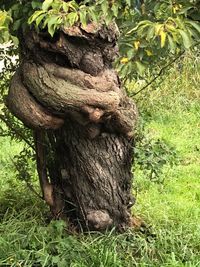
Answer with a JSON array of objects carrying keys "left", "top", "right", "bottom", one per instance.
[{"left": 35, "top": 118, "right": 135, "bottom": 231}]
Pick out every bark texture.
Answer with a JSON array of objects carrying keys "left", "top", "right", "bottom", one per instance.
[{"left": 7, "top": 22, "right": 137, "bottom": 231}]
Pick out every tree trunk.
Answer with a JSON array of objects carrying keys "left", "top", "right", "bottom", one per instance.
[{"left": 7, "top": 23, "right": 138, "bottom": 231}]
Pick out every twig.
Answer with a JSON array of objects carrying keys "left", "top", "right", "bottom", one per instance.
[
  {"left": 131, "top": 40, "right": 200, "bottom": 97},
  {"left": 131, "top": 51, "right": 185, "bottom": 97},
  {"left": 10, "top": 156, "right": 43, "bottom": 200},
  {"left": 0, "top": 114, "right": 35, "bottom": 150},
  {"left": 24, "top": 180, "right": 43, "bottom": 200}
]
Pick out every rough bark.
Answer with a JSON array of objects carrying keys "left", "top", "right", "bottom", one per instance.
[
  {"left": 7, "top": 22, "right": 138, "bottom": 231},
  {"left": 7, "top": 70, "right": 64, "bottom": 130}
]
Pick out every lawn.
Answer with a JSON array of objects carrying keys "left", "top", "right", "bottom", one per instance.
[{"left": 0, "top": 54, "right": 199, "bottom": 266}]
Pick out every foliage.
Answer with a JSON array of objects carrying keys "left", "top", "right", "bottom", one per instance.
[
  {"left": 116, "top": 0, "right": 200, "bottom": 80},
  {"left": 0, "top": 11, "right": 12, "bottom": 43},
  {"left": 0, "top": 46, "right": 36, "bottom": 191},
  {"left": 0, "top": 45, "right": 34, "bottom": 146},
  {"left": 0, "top": 0, "right": 200, "bottom": 80},
  {"left": 134, "top": 119, "right": 178, "bottom": 183}
]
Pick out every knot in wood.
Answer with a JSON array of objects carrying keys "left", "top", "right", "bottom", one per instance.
[{"left": 87, "top": 210, "right": 113, "bottom": 230}]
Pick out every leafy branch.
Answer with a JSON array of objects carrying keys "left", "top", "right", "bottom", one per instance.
[
  {"left": 131, "top": 50, "right": 185, "bottom": 96},
  {"left": 130, "top": 40, "right": 200, "bottom": 96}
]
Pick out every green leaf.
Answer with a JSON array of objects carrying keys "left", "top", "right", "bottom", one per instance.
[
  {"left": 62, "top": 2, "right": 69, "bottom": 13},
  {"left": 13, "top": 19, "right": 22, "bottom": 31},
  {"left": 88, "top": 7, "right": 98, "bottom": 22},
  {"left": 47, "top": 15, "right": 60, "bottom": 36},
  {"left": 67, "top": 12, "right": 78, "bottom": 26},
  {"left": 11, "top": 35, "right": 19, "bottom": 45},
  {"left": 0, "top": 12, "right": 6, "bottom": 26},
  {"left": 79, "top": 10, "right": 87, "bottom": 27},
  {"left": 28, "top": 10, "right": 45, "bottom": 24},
  {"left": 101, "top": 1, "right": 109, "bottom": 15},
  {"left": 179, "top": 29, "right": 192, "bottom": 49},
  {"left": 146, "top": 26, "right": 155, "bottom": 41},
  {"left": 31, "top": 1, "right": 42, "bottom": 10},
  {"left": 187, "top": 28, "right": 199, "bottom": 41},
  {"left": 42, "top": 0, "right": 53, "bottom": 11},
  {"left": 52, "top": 0, "right": 62, "bottom": 10},
  {"left": 36, "top": 14, "right": 46, "bottom": 27},
  {"left": 111, "top": 3, "right": 119, "bottom": 17},
  {"left": 125, "top": 0, "right": 131, "bottom": 7},
  {"left": 168, "top": 34, "right": 176, "bottom": 53},
  {"left": 187, "top": 20, "right": 200, "bottom": 34},
  {"left": 127, "top": 48, "right": 134, "bottom": 59},
  {"left": 120, "top": 63, "right": 129, "bottom": 78},
  {"left": 135, "top": 61, "right": 145, "bottom": 76},
  {"left": 160, "top": 30, "right": 167, "bottom": 48},
  {"left": 68, "top": 1, "right": 79, "bottom": 11}
]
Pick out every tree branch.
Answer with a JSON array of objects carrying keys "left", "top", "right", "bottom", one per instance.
[
  {"left": 131, "top": 41, "right": 200, "bottom": 97},
  {"left": 0, "top": 113, "right": 35, "bottom": 150},
  {"left": 131, "top": 51, "right": 185, "bottom": 97}
]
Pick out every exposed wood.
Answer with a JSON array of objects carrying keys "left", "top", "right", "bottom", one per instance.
[{"left": 34, "top": 130, "right": 54, "bottom": 207}]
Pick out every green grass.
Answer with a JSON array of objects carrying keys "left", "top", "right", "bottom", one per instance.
[{"left": 0, "top": 54, "right": 200, "bottom": 266}]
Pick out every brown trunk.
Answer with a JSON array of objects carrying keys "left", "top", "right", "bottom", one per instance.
[{"left": 7, "top": 22, "right": 138, "bottom": 231}]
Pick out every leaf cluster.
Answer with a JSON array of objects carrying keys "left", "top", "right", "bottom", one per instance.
[
  {"left": 134, "top": 117, "right": 178, "bottom": 183},
  {"left": 0, "top": 0, "right": 200, "bottom": 81},
  {"left": 28, "top": 0, "right": 132, "bottom": 36},
  {"left": 0, "top": 11, "right": 12, "bottom": 43},
  {"left": 116, "top": 0, "right": 200, "bottom": 81}
]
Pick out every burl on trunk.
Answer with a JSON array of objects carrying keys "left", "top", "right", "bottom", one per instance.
[{"left": 7, "top": 22, "right": 138, "bottom": 231}]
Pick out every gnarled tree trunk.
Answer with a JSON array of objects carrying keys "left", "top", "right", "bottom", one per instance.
[{"left": 7, "top": 22, "right": 137, "bottom": 231}]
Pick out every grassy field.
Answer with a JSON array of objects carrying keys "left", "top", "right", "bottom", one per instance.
[{"left": 0, "top": 55, "right": 199, "bottom": 266}]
